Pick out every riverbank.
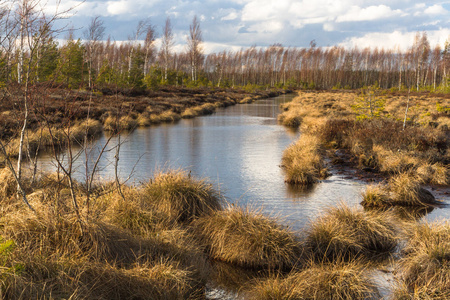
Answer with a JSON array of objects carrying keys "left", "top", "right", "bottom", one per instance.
[
  {"left": 279, "top": 90, "right": 449, "bottom": 201},
  {"left": 1, "top": 168, "right": 449, "bottom": 299},
  {"left": 0, "top": 86, "right": 288, "bottom": 160}
]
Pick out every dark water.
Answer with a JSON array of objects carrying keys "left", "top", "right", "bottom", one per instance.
[{"left": 36, "top": 94, "right": 449, "bottom": 230}]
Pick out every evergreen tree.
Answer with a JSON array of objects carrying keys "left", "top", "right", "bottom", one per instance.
[{"left": 57, "top": 35, "right": 85, "bottom": 88}]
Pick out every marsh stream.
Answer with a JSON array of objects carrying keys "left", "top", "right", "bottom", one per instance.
[
  {"left": 35, "top": 93, "right": 449, "bottom": 299},
  {"left": 37, "top": 93, "right": 449, "bottom": 230}
]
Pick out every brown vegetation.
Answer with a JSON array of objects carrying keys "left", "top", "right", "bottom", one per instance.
[
  {"left": 192, "top": 205, "right": 302, "bottom": 270},
  {"left": 281, "top": 134, "right": 329, "bottom": 185},
  {"left": 280, "top": 90, "right": 449, "bottom": 189},
  {"left": 362, "top": 173, "right": 438, "bottom": 207},
  {"left": 304, "top": 204, "right": 398, "bottom": 262},
  {"left": 245, "top": 259, "right": 380, "bottom": 300},
  {"left": 394, "top": 221, "right": 450, "bottom": 299}
]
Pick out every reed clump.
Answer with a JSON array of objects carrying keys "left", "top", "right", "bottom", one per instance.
[
  {"left": 245, "top": 259, "right": 380, "bottom": 300},
  {"left": 282, "top": 134, "right": 329, "bottom": 185},
  {"left": 143, "top": 169, "right": 223, "bottom": 224},
  {"left": 305, "top": 204, "right": 398, "bottom": 261},
  {"left": 395, "top": 221, "right": 450, "bottom": 299},
  {"left": 192, "top": 205, "right": 302, "bottom": 269}
]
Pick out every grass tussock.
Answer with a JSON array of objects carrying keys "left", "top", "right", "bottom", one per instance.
[
  {"left": 0, "top": 168, "right": 219, "bottom": 299},
  {"left": 2, "top": 257, "right": 204, "bottom": 299},
  {"left": 3, "top": 119, "right": 102, "bottom": 158},
  {"left": 192, "top": 205, "right": 302, "bottom": 269},
  {"left": 395, "top": 221, "right": 450, "bottom": 299},
  {"left": 181, "top": 103, "right": 217, "bottom": 119},
  {"left": 245, "top": 259, "right": 380, "bottom": 300},
  {"left": 103, "top": 115, "right": 138, "bottom": 132},
  {"left": 277, "top": 108, "right": 303, "bottom": 128},
  {"left": 362, "top": 173, "right": 437, "bottom": 207},
  {"left": 305, "top": 204, "right": 398, "bottom": 261},
  {"left": 417, "top": 162, "right": 449, "bottom": 185},
  {"left": 143, "top": 169, "right": 222, "bottom": 224},
  {"left": 389, "top": 173, "right": 437, "bottom": 206},
  {"left": 282, "top": 134, "right": 329, "bottom": 185}
]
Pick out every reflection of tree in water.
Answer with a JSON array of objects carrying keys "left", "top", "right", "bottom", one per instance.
[{"left": 363, "top": 205, "right": 435, "bottom": 221}]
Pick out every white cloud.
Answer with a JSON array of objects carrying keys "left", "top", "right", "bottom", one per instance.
[
  {"left": 222, "top": 11, "right": 238, "bottom": 21},
  {"left": 107, "top": 1, "right": 134, "bottom": 15},
  {"left": 247, "top": 20, "right": 284, "bottom": 34},
  {"left": 339, "top": 28, "right": 450, "bottom": 51},
  {"left": 336, "top": 5, "right": 402, "bottom": 22},
  {"left": 323, "top": 23, "right": 334, "bottom": 32},
  {"left": 424, "top": 4, "right": 446, "bottom": 15}
]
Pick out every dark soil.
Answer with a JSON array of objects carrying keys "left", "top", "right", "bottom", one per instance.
[{"left": 0, "top": 85, "right": 288, "bottom": 139}]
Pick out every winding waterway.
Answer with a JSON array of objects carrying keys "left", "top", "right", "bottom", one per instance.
[{"left": 36, "top": 94, "right": 449, "bottom": 230}]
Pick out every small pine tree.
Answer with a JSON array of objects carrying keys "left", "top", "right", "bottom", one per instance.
[{"left": 351, "top": 85, "right": 386, "bottom": 120}]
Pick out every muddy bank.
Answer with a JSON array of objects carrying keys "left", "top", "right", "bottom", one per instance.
[{"left": 0, "top": 86, "right": 289, "bottom": 140}]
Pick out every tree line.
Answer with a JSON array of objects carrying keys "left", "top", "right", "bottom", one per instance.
[{"left": 1, "top": 0, "right": 449, "bottom": 92}]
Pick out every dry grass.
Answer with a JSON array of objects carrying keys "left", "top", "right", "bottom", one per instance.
[
  {"left": 282, "top": 134, "right": 329, "bottom": 185},
  {"left": 277, "top": 108, "right": 303, "bottom": 128},
  {"left": 143, "top": 169, "right": 223, "bottom": 224},
  {"left": 280, "top": 91, "right": 449, "bottom": 190},
  {"left": 362, "top": 173, "right": 437, "bottom": 207},
  {"left": 388, "top": 173, "right": 437, "bottom": 206},
  {"left": 2, "top": 256, "right": 205, "bottom": 299},
  {"left": 395, "top": 221, "right": 450, "bottom": 299},
  {"left": 245, "top": 259, "right": 380, "bottom": 300},
  {"left": 181, "top": 103, "right": 217, "bottom": 119},
  {"left": 192, "top": 205, "right": 303, "bottom": 269},
  {"left": 305, "top": 204, "right": 398, "bottom": 262},
  {"left": 2, "top": 119, "right": 102, "bottom": 158},
  {"left": 361, "top": 184, "right": 391, "bottom": 207},
  {"left": 417, "top": 162, "right": 449, "bottom": 185},
  {"left": 0, "top": 169, "right": 218, "bottom": 299}
]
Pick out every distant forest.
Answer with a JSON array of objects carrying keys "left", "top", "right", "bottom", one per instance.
[{"left": 2, "top": 0, "right": 450, "bottom": 92}]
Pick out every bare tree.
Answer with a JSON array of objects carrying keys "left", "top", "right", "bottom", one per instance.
[
  {"left": 84, "top": 16, "right": 105, "bottom": 89},
  {"left": 159, "top": 17, "right": 174, "bottom": 82},
  {"left": 187, "top": 15, "right": 203, "bottom": 82},
  {"left": 143, "top": 24, "right": 156, "bottom": 77}
]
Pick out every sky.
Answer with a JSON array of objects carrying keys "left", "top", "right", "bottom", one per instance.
[{"left": 52, "top": 0, "right": 450, "bottom": 53}]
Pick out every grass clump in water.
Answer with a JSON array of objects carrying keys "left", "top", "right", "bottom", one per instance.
[
  {"left": 192, "top": 205, "right": 302, "bottom": 270},
  {"left": 281, "top": 134, "right": 329, "bottom": 185},
  {"left": 394, "top": 221, "right": 450, "bottom": 299},
  {"left": 362, "top": 173, "right": 437, "bottom": 207},
  {"left": 305, "top": 204, "right": 398, "bottom": 262},
  {"left": 143, "top": 169, "right": 223, "bottom": 224},
  {"left": 245, "top": 259, "right": 380, "bottom": 300}
]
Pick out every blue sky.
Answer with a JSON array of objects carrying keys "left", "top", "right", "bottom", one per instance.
[{"left": 53, "top": 0, "right": 450, "bottom": 53}]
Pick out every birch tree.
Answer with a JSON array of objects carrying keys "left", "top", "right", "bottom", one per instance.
[
  {"left": 159, "top": 17, "right": 174, "bottom": 82},
  {"left": 187, "top": 15, "right": 203, "bottom": 82}
]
